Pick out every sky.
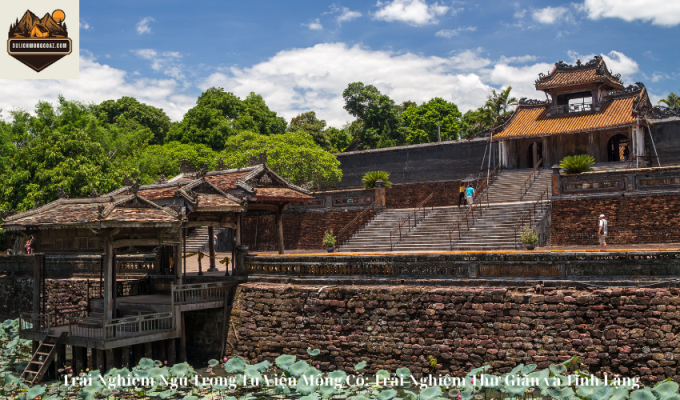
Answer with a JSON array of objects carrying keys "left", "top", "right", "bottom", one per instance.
[{"left": 1, "top": 0, "right": 679, "bottom": 128}]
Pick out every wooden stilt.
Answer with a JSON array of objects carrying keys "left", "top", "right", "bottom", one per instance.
[
  {"left": 32, "top": 341, "right": 39, "bottom": 355},
  {"left": 96, "top": 349, "right": 105, "bottom": 372},
  {"left": 179, "top": 313, "right": 187, "bottom": 362},
  {"left": 121, "top": 346, "right": 130, "bottom": 368},
  {"left": 133, "top": 344, "right": 143, "bottom": 365},
  {"left": 70, "top": 346, "right": 76, "bottom": 371},
  {"left": 144, "top": 342, "right": 153, "bottom": 359},
  {"left": 156, "top": 341, "right": 166, "bottom": 364},
  {"left": 89, "top": 349, "right": 96, "bottom": 372},
  {"left": 56, "top": 344, "right": 66, "bottom": 375},
  {"left": 167, "top": 339, "right": 176, "bottom": 366},
  {"left": 113, "top": 348, "right": 122, "bottom": 368},
  {"left": 75, "top": 347, "right": 85, "bottom": 373},
  {"left": 208, "top": 226, "right": 217, "bottom": 272},
  {"left": 105, "top": 349, "right": 115, "bottom": 372}
]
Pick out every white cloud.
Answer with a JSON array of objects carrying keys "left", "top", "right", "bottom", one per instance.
[
  {"left": 304, "top": 18, "right": 323, "bottom": 30},
  {"left": 79, "top": 20, "right": 93, "bottom": 31},
  {"left": 373, "top": 0, "right": 449, "bottom": 26},
  {"left": 136, "top": 17, "right": 154, "bottom": 34},
  {"left": 499, "top": 55, "right": 538, "bottom": 64},
  {"left": 435, "top": 26, "right": 476, "bottom": 38},
  {"left": 486, "top": 62, "right": 554, "bottom": 100},
  {"left": 650, "top": 72, "right": 669, "bottom": 83},
  {"left": 0, "top": 54, "right": 195, "bottom": 121},
  {"left": 336, "top": 7, "right": 362, "bottom": 24},
  {"left": 567, "top": 50, "right": 640, "bottom": 84},
  {"left": 532, "top": 6, "right": 570, "bottom": 24},
  {"left": 132, "top": 49, "right": 186, "bottom": 80},
  {"left": 580, "top": 0, "right": 680, "bottom": 26}
]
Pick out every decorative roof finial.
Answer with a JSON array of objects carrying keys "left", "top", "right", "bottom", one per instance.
[
  {"left": 56, "top": 186, "right": 69, "bottom": 199},
  {"left": 157, "top": 174, "right": 168, "bottom": 184},
  {"left": 123, "top": 174, "right": 134, "bottom": 186}
]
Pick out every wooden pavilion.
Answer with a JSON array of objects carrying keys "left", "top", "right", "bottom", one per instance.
[{"left": 1, "top": 164, "right": 313, "bottom": 381}]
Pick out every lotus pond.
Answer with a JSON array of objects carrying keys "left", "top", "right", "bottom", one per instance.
[{"left": 1, "top": 318, "right": 679, "bottom": 400}]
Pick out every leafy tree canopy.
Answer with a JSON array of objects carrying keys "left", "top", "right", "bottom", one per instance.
[
  {"left": 94, "top": 96, "right": 171, "bottom": 145},
  {"left": 402, "top": 97, "right": 461, "bottom": 144},
  {"left": 135, "top": 142, "right": 218, "bottom": 185},
  {"left": 221, "top": 131, "right": 342, "bottom": 187},
  {"left": 659, "top": 91, "right": 680, "bottom": 110},
  {"left": 167, "top": 88, "right": 286, "bottom": 150},
  {"left": 287, "top": 111, "right": 332, "bottom": 151}
]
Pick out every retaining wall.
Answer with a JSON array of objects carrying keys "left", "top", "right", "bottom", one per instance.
[{"left": 227, "top": 282, "right": 680, "bottom": 384}]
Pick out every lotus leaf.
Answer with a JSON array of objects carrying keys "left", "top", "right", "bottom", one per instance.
[
  {"left": 403, "top": 390, "right": 418, "bottom": 400},
  {"left": 654, "top": 381, "right": 680, "bottom": 400},
  {"left": 138, "top": 358, "right": 154, "bottom": 369},
  {"left": 329, "top": 370, "right": 348, "bottom": 381},
  {"left": 521, "top": 364, "right": 537, "bottom": 375},
  {"left": 182, "top": 396, "right": 199, "bottom": 400},
  {"left": 208, "top": 359, "right": 220, "bottom": 367},
  {"left": 376, "top": 370, "right": 391, "bottom": 380},
  {"left": 631, "top": 389, "right": 659, "bottom": 400},
  {"left": 275, "top": 354, "right": 297, "bottom": 371},
  {"left": 25, "top": 385, "right": 46, "bottom": 399},
  {"left": 396, "top": 367, "right": 411, "bottom": 380},
  {"left": 244, "top": 367, "right": 262, "bottom": 381},
  {"left": 252, "top": 360, "right": 272, "bottom": 373},
  {"left": 549, "top": 364, "right": 567, "bottom": 375},
  {"left": 354, "top": 361, "right": 367, "bottom": 371},
  {"left": 289, "top": 361, "right": 311, "bottom": 377},
  {"left": 461, "top": 389, "right": 474, "bottom": 400},
  {"left": 593, "top": 385, "right": 616, "bottom": 400},
  {"left": 296, "top": 377, "right": 319, "bottom": 395},
  {"left": 158, "top": 389, "right": 176, "bottom": 399},
  {"left": 301, "top": 393, "right": 321, "bottom": 400},
  {"left": 420, "top": 386, "right": 443, "bottom": 400},
  {"left": 225, "top": 356, "right": 247, "bottom": 374},
  {"left": 561, "top": 356, "right": 579, "bottom": 366},
  {"left": 509, "top": 364, "right": 525, "bottom": 375},
  {"left": 610, "top": 388, "right": 631, "bottom": 400},
  {"left": 350, "top": 396, "right": 371, "bottom": 400},
  {"left": 320, "top": 384, "right": 336, "bottom": 398},
  {"left": 376, "top": 389, "right": 397, "bottom": 400},
  {"left": 504, "top": 380, "right": 531, "bottom": 397},
  {"left": 307, "top": 348, "right": 321, "bottom": 357},
  {"left": 273, "top": 384, "right": 291, "bottom": 395},
  {"left": 171, "top": 363, "right": 192, "bottom": 377}
]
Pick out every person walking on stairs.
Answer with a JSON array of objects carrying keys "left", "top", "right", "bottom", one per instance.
[
  {"left": 458, "top": 183, "right": 465, "bottom": 208},
  {"left": 465, "top": 184, "right": 475, "bottom": 211},
  {"left": 598, "top": 214, "right": 608, "bottom": 251}
]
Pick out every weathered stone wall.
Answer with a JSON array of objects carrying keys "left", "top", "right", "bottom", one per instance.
[
  {"left": 551, "top": 193, "right": 680, "bottom": 246},
  {"left": 0, "top": 277, "right": 32, "bottom": 321},
  {"left": 332, "top": 138, "right": 488, "bottom": 188},
  {"left": 651, "top": 118, "right": 680, "bottom": 167},
  {"left": 227, "top": 283, "right": 680, "bottom": 384},
  {"left": 242, "top": 209, "right": 379, "bottom": 251}
]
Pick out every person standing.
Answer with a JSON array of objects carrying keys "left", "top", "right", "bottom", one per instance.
[
  {"left": 465, "top": 184, "right": 475, "bottom": 211},
  {"left": 598, "top": 214, "right": 608, "bottom": 251},
  {"left": 458, "top": 183, "right": 465, "bottom": 208}
]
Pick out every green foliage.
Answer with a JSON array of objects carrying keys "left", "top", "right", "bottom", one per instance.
[
  {"left": 559, "top": 154, "right": 595, "bottom": 174},
  {"left": 402, "top": 97, "right": 461, "bottom": 144},
  {"left": 94, "top": 96, "right": 171, "bottom": 145},
  {"left": 135, "top": 142, "right": 218, "bottom": 184},
  {"left": 167, "top": 88, "right": 286, "bottom": 150},
  {"left": 322, "top": 230, "right": 336, "bottom": 248},
  {"left": 327, "top": 127, "right": 353, "bottom": 153},
  {"left": 427, "top": 355, "right": 437, "bottom": 369},
  {"left": 362, "top": 171, "right": 392, "bottom": 189},
  {"left": 288, "top": 111, "right": 332, "bottom": 151},
  {"left": 520, "top": 226, "right": 538, "bottom": 245},
  {"left": 658, "top": 91, "right": 680, "bottom": 110},
  {"left": 460, "top": 87, "right": 517, "bottom": 138},
  {"left": 221, "top": 131, "right": 342, "bottom": 187}
]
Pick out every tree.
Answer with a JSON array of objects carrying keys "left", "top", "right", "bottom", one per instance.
[
  {"left": 167, "top": 88, "right": 286, "bottom": 150},
  {"left": 327, "top": 127, "right": 352, "bottom": 153},
  {"left": 342, "top": 82, "right": 408, "bottom": 150},
  {"left": 221, "top": 131, "right": 342, "bottom": 187},
  {"left": 402, "top": 98, "right": 462, "bottom": 144},
  {"left": 135, "top": 142, "right": 218, "bottom": 185},
  {"left": 394, "top": 100, "right": 417, "bottom": 115},
  {"left": 460, "top": 108, "right": 493, "bottom": 139},
  {"left": 659, "top": 91, "right": 680, "bottom": 110},
  {"left": 484, "top": 86, "right": 517, "bottom": 125},
  {"left": 94, "top": 97, "right": 171, "bottom": 145},
  {"left": 287, "top": 111, "right": 332, "bottom": 151}
]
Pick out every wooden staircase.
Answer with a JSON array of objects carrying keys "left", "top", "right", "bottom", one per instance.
[{"left": 21, "top": 332, "right": 68, "bottom": 385}]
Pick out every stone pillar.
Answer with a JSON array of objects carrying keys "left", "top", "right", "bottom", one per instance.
[
  {"left": 235, "top": 215, "right": 242, "bottom": 247},
  {"left": 588, "top": 132, "right": 596, "bottom": 160},
  {"left": 375, "top": 180, "right": 386, "bottom": 207},
  {"left": 208, "top": 226, "right": 217, "bottom": 272}
]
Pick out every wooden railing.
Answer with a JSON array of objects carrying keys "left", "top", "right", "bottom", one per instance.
[
  {"left": 514, "top": 186, "right": 551, "bottom": 249},
  {"left": 335, "top": 200, "right": 380, "bottom": 249},
  {"left": 389, "top": 192, "right": 434, "bottom": 251},
  {"left": 68, "top": 311, "right": 174, "bottom": 341},
  {"left": 20, "top": 311, "right": 85, "bottom": 333},
  {"left": 448, "top": 186, "right": 491, "bottom": 250},
  {"left": 172, "top": 282, "right": 233, "bottom": 304},
  {"left": 520, "top": 158, "right": 543, "bottom": 201}
]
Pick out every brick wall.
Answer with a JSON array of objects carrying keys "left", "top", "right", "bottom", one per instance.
[
  {"left": 386, "top": 181, "right": 463, "bottom": 208},
  {"left": 242, "top": 209, "right": 379, "bottom": 251},
  {"left": 227, "top": 283, "right": 680, "bottom": 384},
  {"left": 551, "top": 194, "right": 680, "bottom": 246}
]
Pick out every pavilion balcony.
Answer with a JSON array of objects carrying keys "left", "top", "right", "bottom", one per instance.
[{"left": 548, "top": 103, "right": 600, "bottom": 116}]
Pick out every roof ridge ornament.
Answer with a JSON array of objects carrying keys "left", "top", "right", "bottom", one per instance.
[
  {"left": 156, "top": 174, "right": 167, "bottom": 184},
  {"left": 122, "top": 174, "right": 134, "bottom": 187},
  {"left": 0, "top": 209, "right": 16, "bottom": 219},
  {"left": 195, "top": 167, "right": 208, "bottom": 180},
  {"left": 56, "top": 186, "right": 69, "bottom": 199},
  {"left": 89, "top": 188, "right": 101, "bottom": 198},
  {"left": 215, "top": 158, "right": 227, "bottom": 171},
  {"left": 179, "top": 160, "right": 195, "bottom": 174}
]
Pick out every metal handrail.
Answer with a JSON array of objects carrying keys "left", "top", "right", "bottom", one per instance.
[
  {"left": 448, "top": 188, "right": 490, "bottom": 250},
  {"left": 514, "top": 186, "right": 550, "bottom": 249},
  {"left": 389, "top": 192, "right": 435, "bottom": 251},
  {"left": 172, "top": 282, "right": 232, "bottom": 304},
  {"left": 520, "top": 158, "right": 543, "bottom": 201},
  {"left": 335, "top": 200, "right": 380, "bottom": 248}
]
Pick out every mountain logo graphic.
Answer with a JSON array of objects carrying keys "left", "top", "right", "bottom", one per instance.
[{"left": 7, "top": 9, "right": 72, "bottom": 72}]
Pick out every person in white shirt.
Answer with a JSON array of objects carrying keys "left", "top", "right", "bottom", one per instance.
[{"left": 598, "top": 214, "right": 608, "bottom": 251}]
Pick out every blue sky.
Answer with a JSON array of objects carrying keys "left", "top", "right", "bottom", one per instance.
[{"left": 2, "top": 0, "right": 679, "bottom": 126}]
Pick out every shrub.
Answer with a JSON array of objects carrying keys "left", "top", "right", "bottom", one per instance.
[
  {"left": 362, "top": 171, "right": 393, "bottom": 189},
  {"left": 322, "top": 229, "right": 336, "bottom": 248},
  {"left": 559, "top": 154, "right": 595, "bottom": 174},
  {"left": 520, "top": 226, "right": 538, "bottom": 244}
]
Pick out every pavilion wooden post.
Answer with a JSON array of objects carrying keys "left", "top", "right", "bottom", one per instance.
[
  {"left": 32, "top": 254, "right": 41, "bottom": 353},
  {"left": 179, "top": 313, "right": 187, "bottom": 362},
  {"left": 176, "top": 227, "right": 183, "bottom": 286},
  {"left": 207, "top": 226, "right": 217, "bottom": 272},
  {"left": 276, "top": 206, "right": 284, "bottom": 255},
  {"left": 167, "top": 339, "right": 176, "bottom": 366},
  {"left": 103, "top": 234, "right": 114, "bottom": 320},
  {"left": 105, "top": 349, "right": 115, "bottom": 371},
  {"left": 96, "top": 349, "right": 105, "bottom": 371}
]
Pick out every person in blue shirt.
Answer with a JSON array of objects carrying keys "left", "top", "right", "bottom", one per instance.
[{"left": 465, "top": 184, "right": 475, "bottom": 211}]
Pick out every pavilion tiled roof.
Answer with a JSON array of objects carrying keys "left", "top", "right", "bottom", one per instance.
[
  {"left": 534, "top": 56, "right": 624, "bottom": 91},
  {"left": 493, "top": 85, "right": 649, "bottom": 140},
  {"left": 252, "top": 187, "right": 314, "bottom": 202}
]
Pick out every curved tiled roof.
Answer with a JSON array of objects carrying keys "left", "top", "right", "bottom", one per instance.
[
  {"left": 535, "top": 56, "right": 624, "bottom": 91},
  {"left": 493, "top": 86, "right": 648, "bottom": 140}
]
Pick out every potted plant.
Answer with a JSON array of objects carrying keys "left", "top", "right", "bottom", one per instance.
[
  {"left": 322, "top": 229, "right": 336, "bottom": 253},
  {"left": 520, "top": 226, "right": 538, "bottom": 250}
]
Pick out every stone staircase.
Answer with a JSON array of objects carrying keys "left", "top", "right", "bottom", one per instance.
[
  {"left": 485, "top": 169, "right": 553, "bottom": 204},
  {"left": 185, "top": 227, "right": 211, "bottom": 253},
  {"left": 338, "top": 209, "right": 422, "bottom": 252}
]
